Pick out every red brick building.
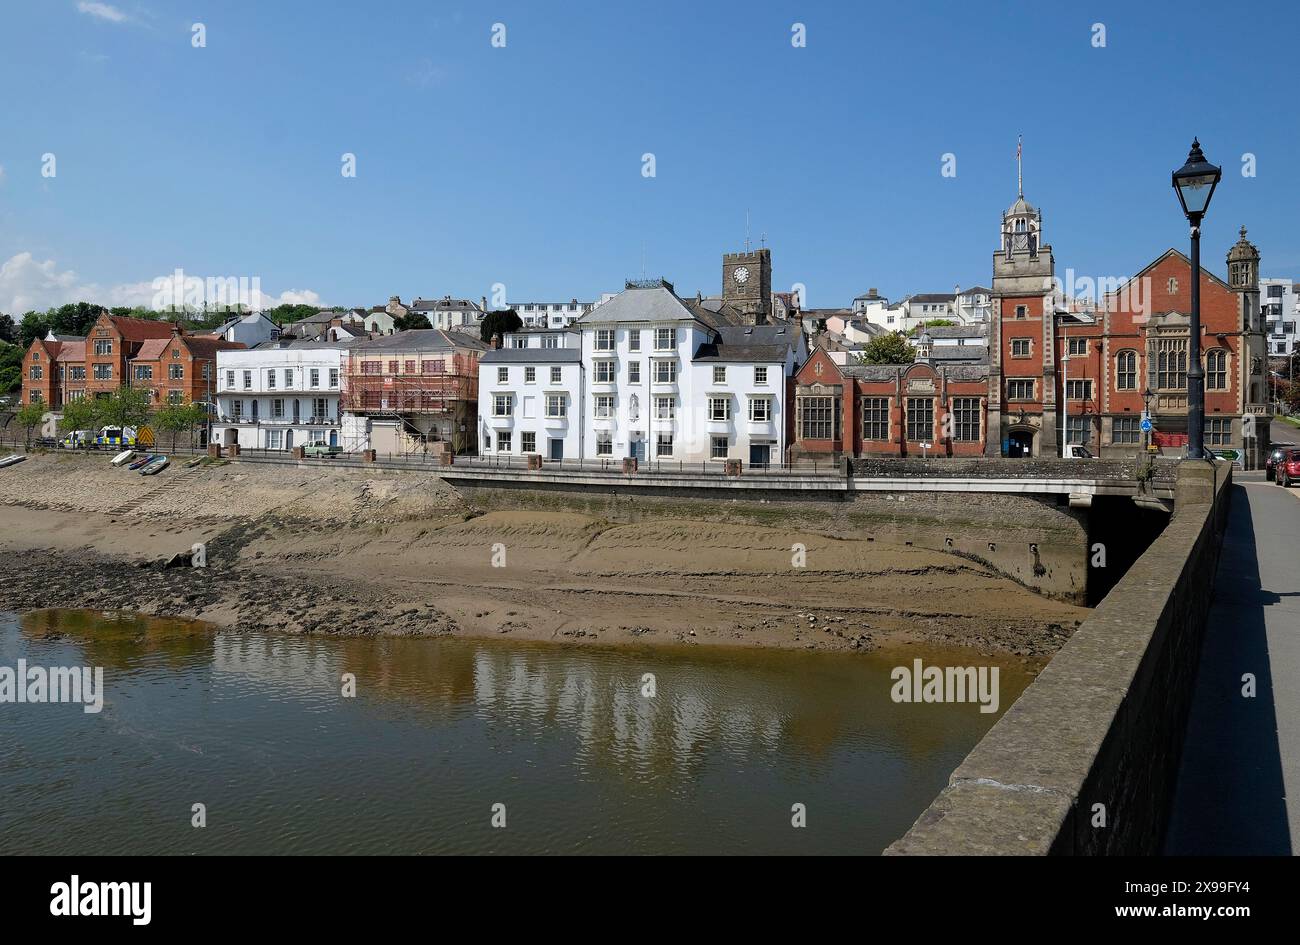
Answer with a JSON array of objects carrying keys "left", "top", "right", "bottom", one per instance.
[
  {"left": 129, "top": 330, "right": 244, "bottom": 406},
  {"left": 20, "top": 315, "right": 242, "bottom": 411},
  {"left": 790, "top": 347, "right": 989, "bottom": 460},
  {"left": 987, "top": 184, "right": 1269, "bottom": 463}
]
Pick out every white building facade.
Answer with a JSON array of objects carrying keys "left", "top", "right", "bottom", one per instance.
[
  {"left": 578, "top": 282, "right": 802, "bottom": 465},
  {"left": 478, "top": 329, "right": 583, "bottom": 461},
  {"left": 1262, "top": 278, "right": 1298, "bottom": 357},
  {"left": 212, "top": 341, "right": 349, "bottom": 450}
]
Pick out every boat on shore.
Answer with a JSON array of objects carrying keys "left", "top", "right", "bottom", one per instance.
[
  {"left": 139, "top": 456, "right": 169, "bottom": 476},
  {"left": 0, "top": 454, "right": 26, "bottom": 469},
  {"left": 127, "top": 455, "right": 155, "bottom": 471},
  {"left": 111, "top": 449, "right": 137, "bottom": 467}
]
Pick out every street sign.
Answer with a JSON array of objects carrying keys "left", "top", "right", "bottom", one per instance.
[{"left": 1140, "top": 417, "right": 1152, "bottom": 432}]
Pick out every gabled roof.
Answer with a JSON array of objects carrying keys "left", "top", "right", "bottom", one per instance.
[
  {"left": 55, "top": 341, "right": 85, "bottom": 362},
  {"left": 692, "top": 324, "right": 796, "bottom": 363},
  {"left": 102, "top": 315, "right": 180, "bottom": 341},
  {"left": 182, "top": 336, "right": 246, "bottom": 359},
  {"left": 352, "top": 328, "right": 490, "bottom": 353},
  {"left": 133, "top": 338, "right": 170, "bottom": 361},
  {"left": 1104, "top": 248, "right": 1234, "bottom": 301},
  {"left": 578, "top": 284, "right": 726, "bottom": 328},
  {"left": 908, "top": 293, "right": 956, "bottom": 304}
]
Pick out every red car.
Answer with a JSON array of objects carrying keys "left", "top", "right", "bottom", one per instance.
[
  {"left": 1277, "top": 448, "right": 1300, "bottom": 488},
  {"left": 1266, "top": 446, "right": 1288, "bottom": 482}
]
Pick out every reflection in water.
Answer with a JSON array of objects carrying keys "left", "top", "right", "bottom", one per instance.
[{"left": 0, "top": 610, "right": 1036, "bottom": 855}]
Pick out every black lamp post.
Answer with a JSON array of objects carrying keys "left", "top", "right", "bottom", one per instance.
[
  {"left": 1172, "top": 138, "right": 1222, "bottom": 460},
  {"left": 1143, "top": 386, "right": 1153, "bottom": 452}
]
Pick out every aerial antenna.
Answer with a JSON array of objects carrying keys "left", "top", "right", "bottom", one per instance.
[
  {"left": 640, "top": 240, "right": 646, "bottom": 281},
  {"left": 760, "top": 231, "right": 767, "bottom": 249},
  {"left": 744, "top": 209, "right": 751, "bottom": 253}
]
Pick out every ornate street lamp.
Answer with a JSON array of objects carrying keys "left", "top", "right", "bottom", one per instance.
[{"left": 1172, "top": 138, "right": 1222, "bottom": 460}]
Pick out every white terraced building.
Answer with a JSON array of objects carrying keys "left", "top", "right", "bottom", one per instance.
[
  {"left": 581, "top": 281, "right": 804, "bottom": 464},
  {"left": 475, "top": 280, "right": 805, "bottom": 465},
  {"left": 212, "top": 341, "right": 351, "bottom": 450},
  {"left": 478, "top": 328, "right": 584, "bottom": 461}
]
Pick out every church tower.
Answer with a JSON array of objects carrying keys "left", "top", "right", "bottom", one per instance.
[
  {"left": 987, "top": 139, "right": 1057, "bottom": 456},
  {"left": 722, "top": 247, "right": 771, "bottom": 325}
]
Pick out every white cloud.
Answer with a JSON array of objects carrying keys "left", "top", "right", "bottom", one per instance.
[
  {"left": 0, "top": 252, "right": 325, "bottom": 315},
  {"left": 76, "top": 2, "right": 129, "bottom": 23}
]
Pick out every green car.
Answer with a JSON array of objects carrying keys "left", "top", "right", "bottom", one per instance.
[{"left": 302, "top": 443, "right": 342, "bottom": 457}]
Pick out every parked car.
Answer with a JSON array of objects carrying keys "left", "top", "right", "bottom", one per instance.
[
  {"left": 1277, "top": 448, "right": 1300, "bottom": 488},
  {"left": 1062, "top": 443, "right": 1094, "bottom": 459},
  {"left": 302, "top": 442, "right": 342, "bottom": 458},
  {"left": 1265, "top": 446, "right": 1288, "bottom": 482}
]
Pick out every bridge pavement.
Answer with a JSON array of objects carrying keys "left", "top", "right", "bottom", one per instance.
[{"left": 1165, "top": 435, "right": 1300, "bottom": 854}]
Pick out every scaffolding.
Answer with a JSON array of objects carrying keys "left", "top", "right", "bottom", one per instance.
[{"left": 341, "top": 350, "right": 480, "bottom": 454}]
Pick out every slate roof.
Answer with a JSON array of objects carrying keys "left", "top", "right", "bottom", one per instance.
[
  {"left": 925, "top": 325, "right": 987, "bottom": 339},
  {"left": 908, "top": 293, "right": 956, "bottom": 304},
  {"left": 578, "top": 284, "right": 731, "bottom": 329},
  {"left": 692, "top": 324, "right": 795, "bottom": 363},
  {"left": 480, "top": 348, "right": 582, "bottom": 364},
  {"left": 352, "top": 329, "right": 490, "bottom": 353}
]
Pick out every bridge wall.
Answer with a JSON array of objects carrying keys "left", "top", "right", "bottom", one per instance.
[{"left": 885, "top": 461, "right": 1232, "bottom": 855}]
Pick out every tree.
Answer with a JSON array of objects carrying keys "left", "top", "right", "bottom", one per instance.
[
  {"left": 266, "top": 303, "right": 330, "bottom": 327},
  {"left": 58, "top": 397, "right": 100, "bottom": 449},
  {"left": 154, "top": 400, "right": 208, "bottom": 451},
  {"left": 479, "top": 308, "right": 522, "bottom": 346},
  {"left": 859, "top": 333, "right": 916, "bottom": 365},
  {"left": 15, "top": 402, "right": 47, "bottom": 448},
  {"left": 393, "top": 311, "right": 432, "bottom": 331},
  {"left": 0, "top": 313, "right": 17, "bottom": 345},
  {"left": 97, "top": 387, "right": 153, "bottom": 434},
  {"left": 0, "top": 342, "right": 22, "bottom": 394},
  {"left": 19, "top": 311, "right": 51, "bottom": 348}
]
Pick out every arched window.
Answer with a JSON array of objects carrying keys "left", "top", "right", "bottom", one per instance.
[
  {"left": 1206, "top": 349, "right": 1228, "bottom": 390},
  {"left": 1115, "top": 350, "right": 1137, "bottom": 390}
]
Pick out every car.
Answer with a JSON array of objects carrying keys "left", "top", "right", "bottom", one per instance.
[
  {"left": 1265, "top": 446, "right": 1288, "bottom": 482},
  {"left": 1062, "top": 443, "right": 1094, "bottom": 459},
  {"left": 302, "top": 443, "right": 342, "bottom": 457},
  {"left": 1277, "top": 448, "right": 1300, "bottom": 488}
]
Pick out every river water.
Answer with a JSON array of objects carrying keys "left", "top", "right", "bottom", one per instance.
[{"left": 0, "top": 609, "right": 1034, "bottom": 855}]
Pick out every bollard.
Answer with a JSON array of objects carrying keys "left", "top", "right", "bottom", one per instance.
[
  {"left": 527, "top": 453, "right": 543, "bottom": 470},
  {"left": 622, "top": 457, "right": 638, "bottom": 475},
  {"left": 207, "top": 443, "right": 222, "bottom": 459}
]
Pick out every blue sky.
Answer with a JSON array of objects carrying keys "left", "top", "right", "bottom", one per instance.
[{"left": 1, "top": 0, "right": 1297, "bottom": 314}]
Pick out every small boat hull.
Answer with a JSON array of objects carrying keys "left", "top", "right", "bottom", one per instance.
[
  {"left": 128, "top": 455, "right": 154, "bottom": 471},
  {"left": 0, "top": 454, "right": 26, "bottom": 469},
  {"left": 111, "top": 450, "right": 136, "bottom": 467},
  {"left": 140, "top": 457, "right": 169, "bottom": 476}
]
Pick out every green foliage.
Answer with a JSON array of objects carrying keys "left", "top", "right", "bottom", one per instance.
[
  {"left": 908, "top": 319, "right": 958, "bottom": 335},
  {"left": 58, "top": 398, "right": 100, "bottom": 440},
  {"left": 153, "top": 400, "right": 209, "bottom": 450},
  {"left": 858, "top": 332, "right": 915, "bottom": 365},
  {"left": 479, "top": 308, "right": 522, "bottom": 345},
  {"left": 14, "top": 402, "right": 47, "bottom": 446},
  {"left": 0, "top": 313, "right": 16, "bottom": 345},
  {"left": 0, "top": 342, "right": 22, "bottom": 393},
  {"left": 96, "top": 386, "right": 153, "bottom": 432},
  {"left": 393, "top": 311, "right": 432, "bottom": 331}
]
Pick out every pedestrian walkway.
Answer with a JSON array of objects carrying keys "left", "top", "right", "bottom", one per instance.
[{"left": 1165, "top": 470, "right": 1300, "bottom": 853}]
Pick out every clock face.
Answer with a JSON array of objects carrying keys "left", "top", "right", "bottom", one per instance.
[{"left": 733, "top": 266, "right": 750, "bottom": 286}]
